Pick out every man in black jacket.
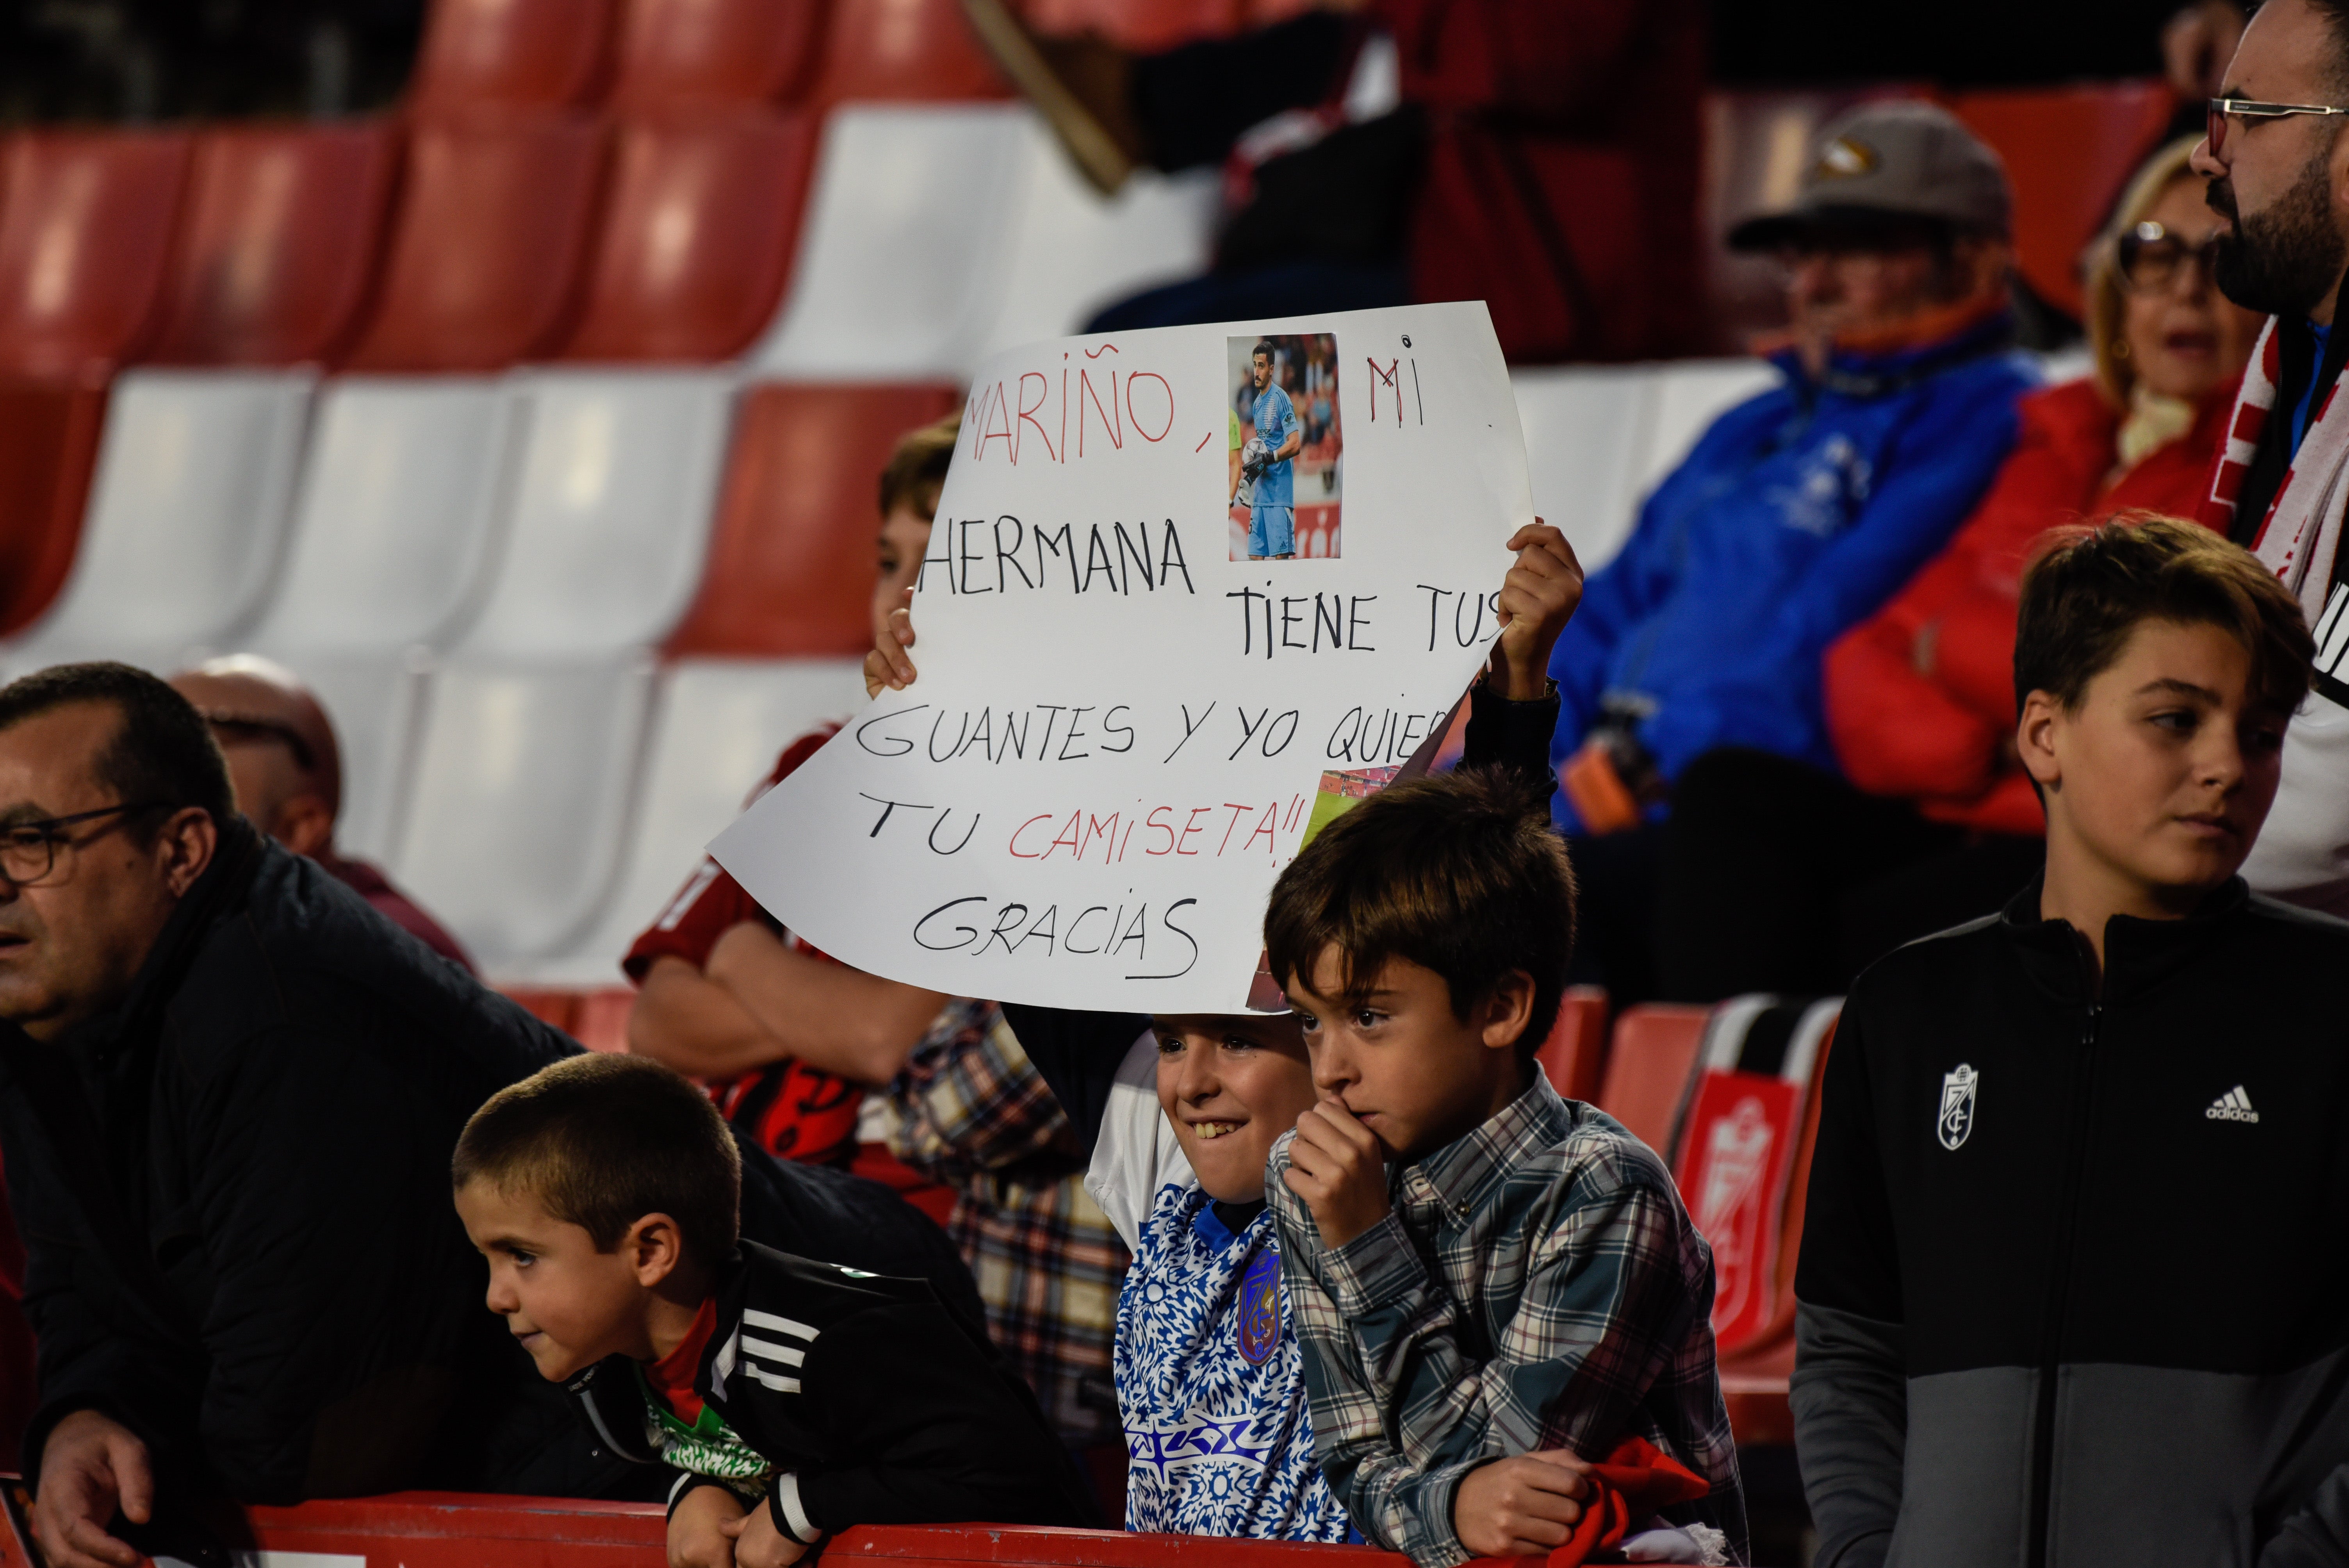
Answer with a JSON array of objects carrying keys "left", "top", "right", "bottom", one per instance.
[
  {"left": 1793, "top": 519, "right": 2349, "bottom": 1566},
  {"left": 0, "top": 664, "right": 980, "bottom": 1568}
]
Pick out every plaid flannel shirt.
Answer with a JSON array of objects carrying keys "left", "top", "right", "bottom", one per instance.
[
  {"left": 889, "top": 1000, "right": 1129, "bottom": 1445},
  {"left": 1267, "top": 1071, "right": 1746, "bottom": 1567}
]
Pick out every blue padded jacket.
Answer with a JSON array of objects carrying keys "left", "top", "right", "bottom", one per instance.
[{"left": 1546, "top": 310, "right": 2038, "bottom": 830}]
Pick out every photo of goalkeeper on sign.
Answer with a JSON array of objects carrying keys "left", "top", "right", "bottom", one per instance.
[{"left": 1227, "top": 332, "right": 1341, "bottom": 560}]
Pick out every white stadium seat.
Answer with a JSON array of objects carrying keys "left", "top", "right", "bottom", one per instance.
[
  {"left": 238, "top": 377, "right": 520, "bottom": 868},
  {"left": 3, "top": 369, "right": 313, "bottom": 675},
  {"left": 967, "top": 114, "right": 1218, "bottom": 367},
  {"left": 519, "top": 656, "right": 869, "bottom": 985},
  {"left": 250, "top": 376, "right": 518, "bottom": 653},
  {"left": 452, "top": 368, "right": 737, "bottom": 658},
  {"left": 748, "top": 105, "right": 1026, "bottom": 380},
  {"left": 1512, "top": 365, "right": 1659, "bottom": 572},
  {"left": 385, "top": 655, "right": 656, "bottom": 977},
  {"left": 292, "top": 650, "right": 426, "bottom": 865}
]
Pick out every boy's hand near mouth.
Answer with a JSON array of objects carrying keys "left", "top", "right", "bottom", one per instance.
[{"left": 1284, "top": 1093, "right": 1392, "bottom": 1250}]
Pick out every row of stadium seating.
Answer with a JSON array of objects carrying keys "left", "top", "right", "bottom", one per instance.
[
  {"left": 13, "top": 340, "right": 2089, "bottom": 985},
  {"left": 404, "top": 0, "right": 1328, "bottom": 107},
  {"left": 408, "top": 0, "right": 1009, "bottom": 115},
  {"left": 0, "top": 0, "right": 2162, "bottom": 994},
  {"left": 13, "top": 352, "right": 1805, "bottom": 982},
  {"left": 0, "top": 99, "right": 1218, "bottom": 380},
  {"left": 0, "top": 73, "right": 2178, "bottom": 385}
]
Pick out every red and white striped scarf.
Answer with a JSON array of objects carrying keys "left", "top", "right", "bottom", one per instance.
[{"left": 2200, "top": 316, "right": 2349, "bottom": 621}]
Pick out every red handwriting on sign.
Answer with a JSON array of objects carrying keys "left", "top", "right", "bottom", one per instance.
[
  {"left": 1367, "top": 358, "right": 1399, "bottom": 426},
  {"left": 965, "top": 344, "right": 1176, "bottom": 466},
  {"left": 1006, "top": 795, "right": 1310, "bottom": 863}
]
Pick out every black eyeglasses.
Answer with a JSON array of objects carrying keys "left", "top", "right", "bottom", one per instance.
[
  {"left": 0, "top": 802, "right": 170, "bottom": 887},
  {"left": 2116, "top": 221, "right": 2222, "bottom": 294},
  {"left": 2207, "top": 96, "right": 2349, "bottom": 158},
  {"left": 199, "top": 711, "right": 316, "bottom": 773}
]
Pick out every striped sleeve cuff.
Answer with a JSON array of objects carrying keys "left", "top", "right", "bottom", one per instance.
[
  {"left": 665, "top": 1473, "right": 738, "bottom": 1519},
  {"left": 1321, "top": 1210, "right": 1428, "bottom": 1315},
  {"left": 769, "top": 1472, "right": 824, "bottom": 1545}
]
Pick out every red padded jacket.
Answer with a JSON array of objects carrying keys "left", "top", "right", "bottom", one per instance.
[{"left": 1823, "top": 375, "right": 2234, "bottom": 836}]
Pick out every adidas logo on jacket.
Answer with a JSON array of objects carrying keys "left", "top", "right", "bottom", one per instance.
[{"left": 2207, "top": 1085, "right": 2260, "bottom": 1123}]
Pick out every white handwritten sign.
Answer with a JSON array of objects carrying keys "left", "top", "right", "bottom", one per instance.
[{"left": 709, "top": 301, "right": 1533, "bottom": 1012}]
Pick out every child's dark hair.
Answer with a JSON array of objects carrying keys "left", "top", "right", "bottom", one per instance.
[
  {"left": 1264, "top": 768, "right": 1575, "bottom": 1060},
  {"left": 453, "top": 1054, "right": 741, "bottom": 1265},
  {"left": 2014, "top": 515, "right": 2312, "bottom": 719},
  {"left": 877, "top": 411, "right": 961, "bottom": 523}
]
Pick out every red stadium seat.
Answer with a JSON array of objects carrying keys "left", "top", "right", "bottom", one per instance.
[
  {"left": 409, "top": 0, "right": 622, "bottom": 111},
  {"left": 574, "top": 987, "right": 634, "bottom": 1052},
  {"left": 610, "top": 0, "right": 825, "bottom": 110},
  {"left": 342, "top": 114, "right": 610, "bottom": 373},
  {"left": 1018, "top": 0, "right": 1247, "bottom": 53},
  {"left": 1952, "top": 80, "right": 2177, "bottom": 319},
  {"left": 1534, "top": 984, "right": 1609, "bottom": 1104},
  {"left": 559, "top": 111, "right": 820, "bottom": 363},
  {"left": 1593, "top": 1003, "right": 1708, "bottom": 1157},
  {"left": 0, "top": 129, "right": 192, "bottom": 378},
  {"left": 498, "top": 986, "right": 583, "bottom": 1034},
  {"left": 148, "top": 123, "right": 399, "bottom": 366},
  {"left": 665, "top": 383, "right": 962, "bottom": 657},
  {"left": 1670, "top": 999, "right": 1838, "bottom": 1359},
  {"left": 0, "top": 376, "right": 108, "bottom": 635},
  {"left": 811, "top": 0, "right": 1012, "bottom": 103},
  {"left": 1716, "top": 1014, "right": 1838, "bottom": 1446}
]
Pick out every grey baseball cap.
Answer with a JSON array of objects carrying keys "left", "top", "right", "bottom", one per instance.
[{"left": 1725, "top": 100, "right": 2012, "bottom": 252}]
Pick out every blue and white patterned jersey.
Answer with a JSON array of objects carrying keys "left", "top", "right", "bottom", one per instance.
[{"left": 1117, "top": 1180, "right": 1350, "bottom": 1541}]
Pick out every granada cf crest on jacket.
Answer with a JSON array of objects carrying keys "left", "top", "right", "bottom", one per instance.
[{"left": 1937, "top": 1063, "right": 1978, "bottom": 1150}]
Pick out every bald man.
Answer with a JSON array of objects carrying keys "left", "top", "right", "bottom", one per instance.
[{"left": 169, "top": 656, "right": 472, "bottom": 972}]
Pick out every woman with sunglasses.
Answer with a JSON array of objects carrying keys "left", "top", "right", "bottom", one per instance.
[
  {"left": 1654, "top": 135, "right": 2255, "bottom": 991},
  {"left": 1802, "top": 135, "right": 2260, "bottom": 972}
]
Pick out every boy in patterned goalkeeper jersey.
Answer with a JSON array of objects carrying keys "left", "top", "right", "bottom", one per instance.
[{"left": 453, "top": 1054, "right": 1091, "bottom": 1568}]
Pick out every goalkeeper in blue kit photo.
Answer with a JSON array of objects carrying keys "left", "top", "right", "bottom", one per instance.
[{"left": 1236, "top": 338, "right": 1302, "bottom": 560}]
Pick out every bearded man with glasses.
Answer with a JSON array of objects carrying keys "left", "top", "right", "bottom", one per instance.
[
  {"left": 0, "top": 663, "right": 986, "bottom": 1568},
  {"left": 2192, "top": 0, "right": 2349, "bottom": 915}
]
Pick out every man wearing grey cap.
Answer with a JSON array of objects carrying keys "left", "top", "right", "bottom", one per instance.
[{"left": 1542, "top": 100, "right": 2039, "bottom": 999}]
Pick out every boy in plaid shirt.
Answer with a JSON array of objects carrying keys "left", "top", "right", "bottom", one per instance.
[{"left": 1264, "top": 772, "right": 1746, "bottom": 1567}]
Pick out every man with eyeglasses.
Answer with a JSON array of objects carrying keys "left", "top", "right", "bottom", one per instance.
[
  {"left": 168, "top": 654, "right": 472, "bottom": 973},
  {"left": 2192, "top": 0, "right": 2349, "bottom": 916},
  {"left": 0, "top": 663, "right": 986, "bottom": 1568}
]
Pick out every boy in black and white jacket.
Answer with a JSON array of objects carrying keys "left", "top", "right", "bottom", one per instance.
[
  {"left": 1795, "top": 519, "right": 2349, "bottom": 1566},
  {"left": 454, "top": 1053, "right": 1092, "bottom": 1568}
]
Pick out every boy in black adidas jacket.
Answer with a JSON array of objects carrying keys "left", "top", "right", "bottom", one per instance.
[
  {"left": 454, "top": 1053, "right": 1092, "bottom": 1568},
  {"left": 1793, "top": 518, "right": 2349, "bottom": 1568}
]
